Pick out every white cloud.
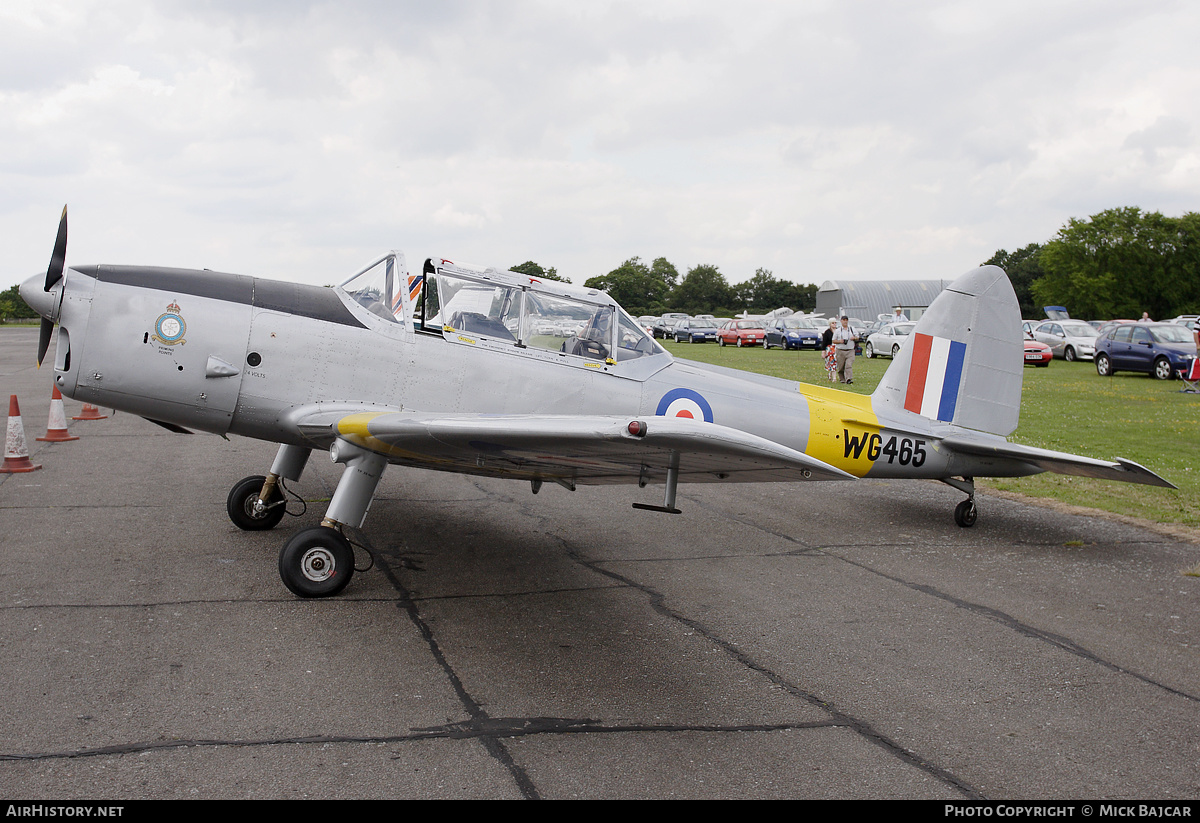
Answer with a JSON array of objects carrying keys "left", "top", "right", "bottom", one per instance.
[{"left": 3, "top": 1, "right": 1200, "bottom": 292}]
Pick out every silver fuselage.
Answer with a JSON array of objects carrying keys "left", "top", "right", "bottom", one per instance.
[{"left": 31, "top": 264, "right": 1036, "bottom": 485}]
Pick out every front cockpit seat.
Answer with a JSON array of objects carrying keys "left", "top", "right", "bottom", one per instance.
[{"left": 447, "top": 311, "right": 516, "bottom": 342}]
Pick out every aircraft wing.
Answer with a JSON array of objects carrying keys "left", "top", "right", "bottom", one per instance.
[
  {"left": 939, "top": 434, "right": 1176, "bottom": 488},
  {"left": 296, "top": 410, "right": 855, "bottom": 486}
]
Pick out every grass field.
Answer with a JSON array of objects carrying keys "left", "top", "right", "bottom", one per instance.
[{"left": 661, "top": 339, "right": 1200, "bottom": 529}]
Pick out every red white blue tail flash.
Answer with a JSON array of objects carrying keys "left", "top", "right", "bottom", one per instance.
[{"left": 904, "top": 333, "right": 966, "bottom": 422}]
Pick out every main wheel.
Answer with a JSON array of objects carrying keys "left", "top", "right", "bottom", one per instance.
[
  {"left": 1153, "top": 356, "right": 1172, "bottom": 380},
  {"left": 1065, "top": 346, "right": 1076, "bottom": 362},
  {"left": 279, "top": 527, "right": 355, "bottom": 598},
  {"left": 892, "top": 344, "right": 901, "bottom": 358},
  {"left": 954, "top": 500, "right": 978, "bottom": 528},
  {"left": 227, "top": 475, "right": 287, "bottom": 531},
  {"left": 737, "top": 337, "right": 744, "bottom": 347},
  {"left": 718, "top": 337, "right": 726, "bottom": 347},
  {"left": 1095, "top": 353, "right": 1112, "bottom": 376},
  {"left": 865, "top": 342, "right": 874, "bottom": 358}
]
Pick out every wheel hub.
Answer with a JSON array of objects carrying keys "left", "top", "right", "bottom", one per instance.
[{"left": 300, "top": 547, "right": 336, "bottom": 582}]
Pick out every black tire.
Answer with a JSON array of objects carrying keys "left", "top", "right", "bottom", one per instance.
[
  {"left": 1153, "top": 356, "right": 1172, "bottom": 380},
  {"left": 718, "top": 338, "right": 725, "bottom": 347},
  {"left": 1095, "top": 353, "right": 1112, "bottom": 376},
  {"left": 892, "top": 344, "right": 900, "bottom": 358},
  {"left": 1065, "top": 346, "right": 1076, "bottom": 362},
  {"left": 865, "top": 342, "right": 874, "bottom": 358},
  {"left": 736, "top": 338, "right": 744, "bottom": 348},
  {"left": 227, "top": 475, "right": 286, "bottom": 531},
  {"left": 954, "top": 500, "right": 978, "bottom": 528},
  {"left": 279, "top": 527, "right": 355, "bottom": 598}
]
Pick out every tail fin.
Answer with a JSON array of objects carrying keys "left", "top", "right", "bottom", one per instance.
[{"left": 873, "top": 265, "right": 1022, "bottom": 436}]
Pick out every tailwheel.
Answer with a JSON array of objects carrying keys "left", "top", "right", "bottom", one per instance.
[
  {"left": 279, "top": 527, "right": 355, "bottom": 598},
  {"left": 227, "top": 475, "right": 287, "bottom": 531},
  {"left": 954, "top": 499, "right": 978, "bottom": 528}
]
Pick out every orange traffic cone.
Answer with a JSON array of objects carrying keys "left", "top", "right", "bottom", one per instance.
[
  {"left": 73, "top": 402, "right": 108, "bottom": 421},
  {"left": 1, "top": 395, "right": 42, "bottom": 473},
  {"left": 38, "top": 386, "right": 79, "bottom": 442}
]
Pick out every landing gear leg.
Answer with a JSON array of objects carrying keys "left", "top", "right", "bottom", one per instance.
[
  {"left": 227, "top": 444, "right": 312, "bottom": 531},
  {"left": 941, "top": 476, "right": 977, "bottom": 528},
  {"left": 632, "top": 450, "right": 682, "bottom": 514},
  {"left": 278, "top": 441, "right": 386, "bottom": 598}
]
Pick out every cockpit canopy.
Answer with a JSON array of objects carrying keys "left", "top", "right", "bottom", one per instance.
[{"left": 338, "top": 254, "right": 665, "bottom": 364}]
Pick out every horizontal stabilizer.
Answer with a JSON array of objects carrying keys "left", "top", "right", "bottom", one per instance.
[
  {"left": 318, "top": 411, "right": 855, "bottom": 486},
  {"left": 941, "top": 435, "right": 1176, "bottom": 488}
]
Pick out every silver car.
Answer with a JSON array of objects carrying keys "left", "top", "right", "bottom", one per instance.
[
  {"left": 863, "top": 322, "right": 916, "bottom": 359},
  {"left": 1031, "top": 320, "right": 1099, "bottom": 361}
]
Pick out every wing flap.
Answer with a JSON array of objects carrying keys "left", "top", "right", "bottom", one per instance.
[
  {"left": 320, "top": 411, "right": 853, "bottom": 485},
  {"left": 941, "top": 435, "right": 1176, "bottom": 488}
]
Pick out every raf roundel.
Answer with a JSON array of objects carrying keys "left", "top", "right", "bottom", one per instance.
[{"left": 655, "top": 388, "right": 714, "bottom": 423}]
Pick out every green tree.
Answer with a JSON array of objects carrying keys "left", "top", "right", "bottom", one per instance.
[
  {"left": 509, "top": 261, "right": 568, "bottom": 282},
  {"left": 584, "top": 256, "right": 675, "bottom": 316},
  {"left": 0, "top": 284, "right": 37, "bottom": 323},
  {"left": 982, "top": 243, "right": 1044, "bottom": 318},
  {"left": 1032, "top": 207, "right": 1200, "bottom": 319},
  {"left": 649, "top": 257, "right": 680, "bottom": 291},
  {"left": 732, "top": 268, "right": 818, "bottom": 313},
  {"left": 671, "top": 263, "right": 734, "bottom": 315},
  {"left": 787, "top": 282, "right": 818, "bottom": 312},
  {"left": 1168, "top": 211, "right": 1200, "bottom": 315}
]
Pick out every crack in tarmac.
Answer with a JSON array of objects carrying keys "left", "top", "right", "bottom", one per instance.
[
  {"left": 458, "top": 479, "right": 986, "bottom": 800},
  {"left": 6, "top": 474, "right": 1184, "bottom": 797},
  {"left": 365, "top": 530, "right": 543, "bottom": 800},
  {"left": 0, "top": 719, "right": 844, "bottom": 763},
  {"left": 687, "top": 494, "right": 1200, "bottom": 704}
]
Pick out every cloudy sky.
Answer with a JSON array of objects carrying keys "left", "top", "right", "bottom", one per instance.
[{"left": 3, "top": 1, "right": 1198, "bottom": 292}]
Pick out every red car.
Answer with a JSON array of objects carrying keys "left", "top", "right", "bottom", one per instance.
[
  {"left": 718, "top": 319, "right": 766, "bottom": 347},
  {"left": 1023, "top": 335, "right": 1052, "bottom": 367}
]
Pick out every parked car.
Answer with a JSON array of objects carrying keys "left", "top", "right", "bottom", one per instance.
[
  {"left": 764, "top": 316, "right": 822, "bottom": 350},
  {"left": 1095, "top": 323, "right": 1197, "bottom": 379},
  {"left": 863, "top": 322, "right": 916, "bottom": 359},
  {"left": 1093, "top": 319, "right": 1134, "bottom": 338},
  {"left": 673, "top": 317, "right": 720, "bottom": 343},
  {"left": 652, "top": 313, "right": 689, "bottom": 339},
  {"left": 1031, "top": 320, "right": 1099, "bottom": 361},
  {"left": 1167, "top": 316, "right": 1200, "bottom": 346},
  {"left": 1023, "top": 335, "right": 1052, "bottom": 367},
  {"left": 717, "top": 319, "right": 766, "bottom": 347},
  {"left": 860, "top": 319, "right": 890, "bottom": 341}
]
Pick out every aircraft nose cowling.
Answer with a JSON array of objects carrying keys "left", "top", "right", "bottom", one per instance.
[{"left": 19, "top": 272, "right": 57, "bottom": 321}]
